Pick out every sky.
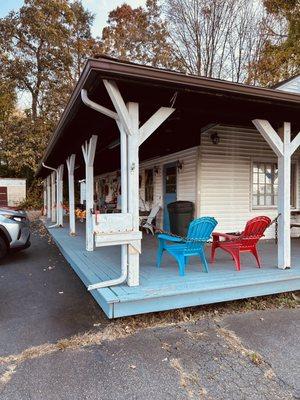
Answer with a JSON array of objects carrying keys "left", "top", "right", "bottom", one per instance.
[{"left": 0, "top": 0, "right": 146, "bottom": 37}]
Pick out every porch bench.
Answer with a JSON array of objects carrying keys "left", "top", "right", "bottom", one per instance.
[
  {"left": 275, "top": 222, "right": 300, "bottom": 243},
  {"left": 290, "top": 223, "right": 300, "bottom": 232}
]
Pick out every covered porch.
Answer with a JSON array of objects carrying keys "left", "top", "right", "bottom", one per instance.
[
  {"left": 38, "top": 57, "right": 300, "bottom": 318},
  {"left": 46, "top": 221, "right": 300, "bottom": 318}
]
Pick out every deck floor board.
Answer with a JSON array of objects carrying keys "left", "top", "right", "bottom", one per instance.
[{"left": 46, "top": 221, "right": 300, "bottom": 318}]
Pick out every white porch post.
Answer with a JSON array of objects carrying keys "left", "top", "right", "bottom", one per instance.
[
  {"left": 81, "top": 82, "right": 174, "bottom": 288},
  {"left": 46, "top": 175, "right": 51, "bottom": 219},
  {"left": 119, "top": 124, "right": 128, "bottom": 285},
  {"left": 56, "top": 164, "right": 64, "bottom": 227},
  {"left": 43, "top": 180, "right": 47, "bottom": 216},
  {"left": 127, "top": 102, "right": 140, "bottom": 286},
  {"left": 82, "top": 135, "right": 98, "bottom": 251},
  {"left": 278, "top": 123, "right": 291, "bottom": 269},
  {"left": 103, "top": 79, "right": 175, "bottom": 286},
  {"left": 51, "top": 171, "right": 56, "bottom": 223},
  {"left": 252, "top": 120, "right": 300, "bottom": 269},
  {"left": 66, "top": 154, "right": 76, "bottom": 236}
]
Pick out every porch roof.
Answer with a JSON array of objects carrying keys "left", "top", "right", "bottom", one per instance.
[{"left": 37, "top": 56, "right": 300, "bottom": 179}]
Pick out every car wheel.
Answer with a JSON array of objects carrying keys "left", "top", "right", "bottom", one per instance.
[
  {"left": 24, "top": 238, "right": 31, "bottom": 249},
  {"left": 0, "top": 236, "right": 8, "bottom": 259}
]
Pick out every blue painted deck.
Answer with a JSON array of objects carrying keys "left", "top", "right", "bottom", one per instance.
[{"left": 45, "top": 221, "right": 300, "bottom": 318}]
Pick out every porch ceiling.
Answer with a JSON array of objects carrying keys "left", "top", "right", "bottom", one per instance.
[{"left": 37, "top": 56, "right": 300, "bottom": 179}]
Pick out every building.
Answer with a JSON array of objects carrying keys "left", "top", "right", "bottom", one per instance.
[
  {"left": 37, "top": 58, "right": 300, "bottom": 318},
  {"left": 0, "top": 178, "right": 26, "bottom": 208}
]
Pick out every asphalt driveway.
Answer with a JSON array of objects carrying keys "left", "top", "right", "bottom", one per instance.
[
  {"left": 0, "top": 222, "right": 106, "bottom": 356},
  {"left": 0, "top": 222, "right": 299, "bottom": 399}
]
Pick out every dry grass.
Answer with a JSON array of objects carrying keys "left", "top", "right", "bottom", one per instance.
[
  {"left": 0, "top": 292, "right": 296, "bottom": 390},
  {"left": 0, "top": 365, "right": 16, "bottom": 386},
  {"left": 111, "top": 291, "right": 298, "bottom": 334},
  {"left": 170, "top": 357, "right": 208, "bottom": 399},
  {"left": 218, "top": 327, "right": 265, "bottom": 367},
  {"left": 251, "top": 352, "right": 263, "bottom": 365},
  {"left": 0, "top": 321, "right": 137, "bottom": 389}
]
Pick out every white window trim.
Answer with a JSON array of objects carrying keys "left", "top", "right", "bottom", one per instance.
[{"left": 250, "top": 158, "right": 298, "bottom": 210}]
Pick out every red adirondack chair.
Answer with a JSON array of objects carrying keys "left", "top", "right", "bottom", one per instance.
[{"left": 211, "top": 216, "right": 271, "bottom": 271}]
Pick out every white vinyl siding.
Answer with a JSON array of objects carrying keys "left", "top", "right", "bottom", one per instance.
[
  {"left": 96, "top": 147, "right": 198, "bottom": 228},
  {"left": 0, "top": 178, "right": 26, "bottom": 207},
  {"left": 199, "top": 125, "right": 300, "bottom": 239}
]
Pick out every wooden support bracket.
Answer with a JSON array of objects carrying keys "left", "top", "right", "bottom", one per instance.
[
  {"left": 253, "top": 119, "right": 292, "bottom": 270},
  {"left": 82, "top": 135, "right": 98, "bottom": 251},
  {"left": 252, "top": 119, "right": 284, "bottom": 157},
  {"left": 103, "top": 80, "right": 133, "bottom": 136},
  {"left": 139, "top": 107, "right": 175, "bottom": 145}
]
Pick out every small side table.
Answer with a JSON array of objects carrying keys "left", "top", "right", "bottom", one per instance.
[{"left": 275, "top": 210, "right": 300, "bottom": 244}]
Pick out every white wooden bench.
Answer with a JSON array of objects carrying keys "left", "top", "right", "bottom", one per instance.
[{"left": 93, "top": 212, "right": 142, "bottom": 251}]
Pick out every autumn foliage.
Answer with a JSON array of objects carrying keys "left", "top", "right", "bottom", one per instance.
[
  {"left": 248, "top": 0, "right": 300, "bottom": 86},
  {"left": 100, "top": 0, "right": 181, "bottom": 70},
  {"left": 0, "top": 0, "right": 298, "bottom": 207}
]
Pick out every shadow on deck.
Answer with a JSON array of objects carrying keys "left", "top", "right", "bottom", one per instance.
[{"left": 45, "top": 220, "right": 300, "bottom": 318}]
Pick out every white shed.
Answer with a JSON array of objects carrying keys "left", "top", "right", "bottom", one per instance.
[{"left": 0, "top": 178, "right": 26, "bottom": 208}]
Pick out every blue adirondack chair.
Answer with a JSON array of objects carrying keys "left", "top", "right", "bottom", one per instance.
[{"left": 156, "top": 217, "right": 218, "bottom": 276}]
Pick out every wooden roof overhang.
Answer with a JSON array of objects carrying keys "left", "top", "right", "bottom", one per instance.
[{"left": 37, "top": 57, "right": 300, "bottom": 179}]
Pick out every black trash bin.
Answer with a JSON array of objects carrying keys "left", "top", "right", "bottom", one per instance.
[{"left": 167, "top": 201, "right": 194, "bottom": 236}]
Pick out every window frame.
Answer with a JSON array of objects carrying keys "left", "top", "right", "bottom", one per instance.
[{"left": 250, "top": 158, "right": 298, "bottom": 210}]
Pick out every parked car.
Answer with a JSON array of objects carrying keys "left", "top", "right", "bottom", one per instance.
[{"left": 0, "top": 208, "right": 30, "bottom": 259}]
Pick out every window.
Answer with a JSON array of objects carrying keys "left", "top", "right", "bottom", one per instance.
[
  {"left": 165, "top": 166, "right": 177, "bottom": 194},
  {"left": 252, "top": 162, "right": 296, "bottom": 208},
  {"left": 145, "top": 169, "right": 154, "bottom": 202}
]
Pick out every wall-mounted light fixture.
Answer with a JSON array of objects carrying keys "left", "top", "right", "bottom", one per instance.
[
  {"left": 153, "top": 166, "right": 160, "bottom": 175},
  {"left": 176, "top": 160, "right": 183, "bottom": 172},
  {"left": 210, "top": 132, "right": 220, "bottom": 145}
]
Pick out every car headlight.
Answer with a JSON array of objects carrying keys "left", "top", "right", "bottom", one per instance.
[{"left": 3, "top": 215, "right": 26, "bottom": 222}]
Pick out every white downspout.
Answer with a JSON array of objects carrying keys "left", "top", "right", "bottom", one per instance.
[
  {"left": 42, "top": 163, "right": 59, "bottom": 228},
  {"left": 88, "top": 125, "right": 128, "bottom": 291},
  {"left": 46, "top": 175, "right": 51, "bottom": 219}
]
